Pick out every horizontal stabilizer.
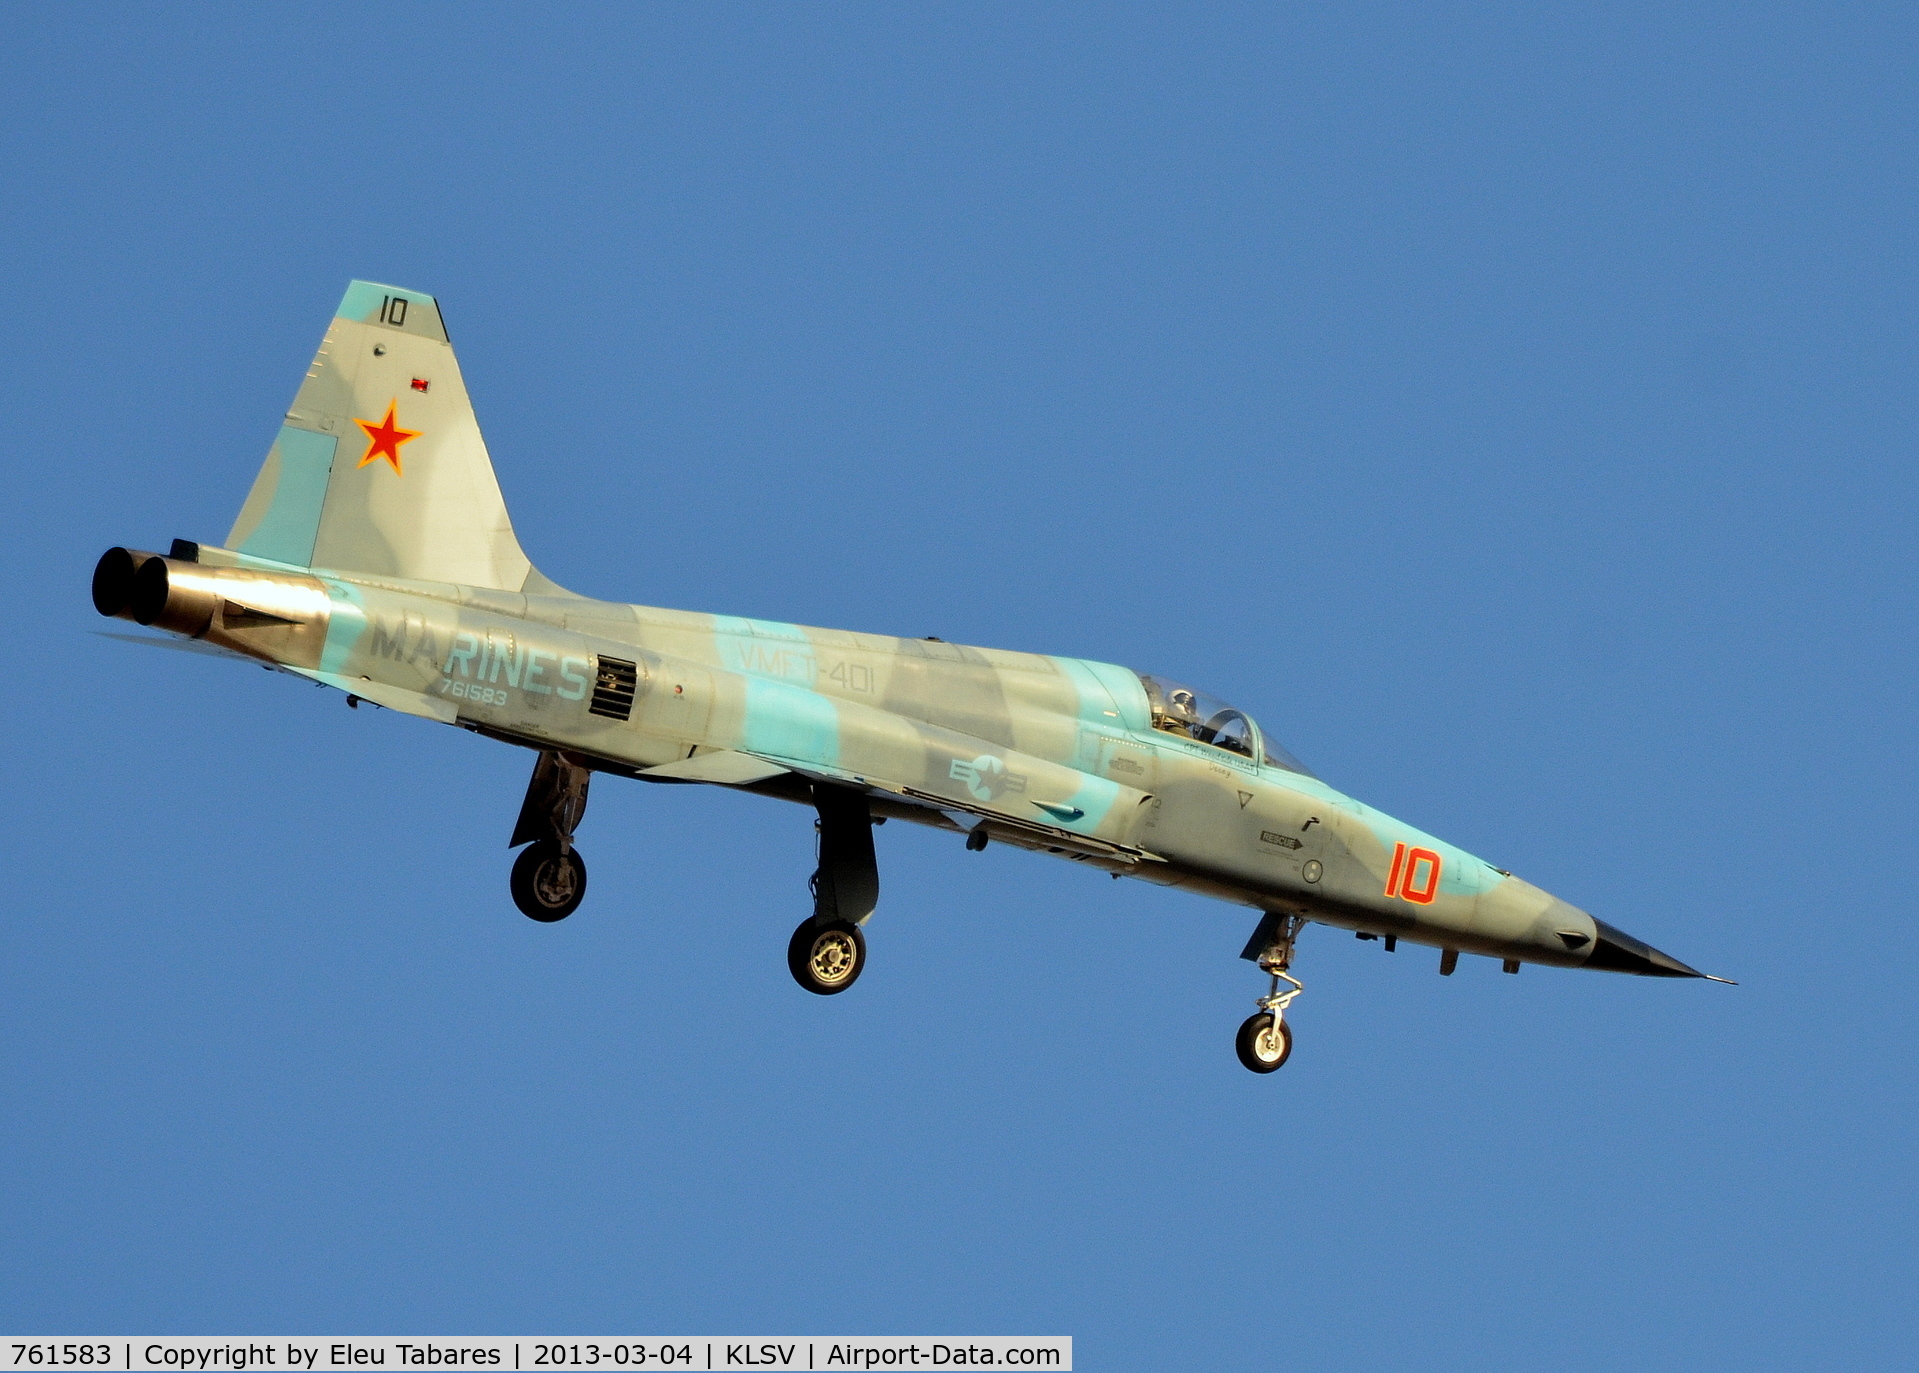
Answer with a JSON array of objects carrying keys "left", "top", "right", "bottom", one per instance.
[
  {"left": 287, "top": 667, "right": 459, "bottom": 723},
  {"left": 94, "top": 629, "right": 262, "bottom": 666}
]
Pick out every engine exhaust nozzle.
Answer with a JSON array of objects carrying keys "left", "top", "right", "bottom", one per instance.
[
  {"left": 93, "top": 548, "right": 333, "bottom": 665},
  {"left": 91, "top": 547, "right": 162, "bottom": 620},
  {"left": 131, "top": 555, "right": 222, "bottom": 637}
]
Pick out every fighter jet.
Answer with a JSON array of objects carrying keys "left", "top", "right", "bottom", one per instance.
[{"left": 91, "top": 281, "right": 1727, "bottom": 1072}]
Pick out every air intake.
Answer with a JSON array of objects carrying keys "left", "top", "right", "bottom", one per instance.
[{"left": 590, "top": 656, "right": 637, "bottom": 721}]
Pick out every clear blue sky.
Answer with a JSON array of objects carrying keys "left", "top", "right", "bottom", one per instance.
[{"left": 3, "top": 4, "right": 1913, "bottom": 1368}]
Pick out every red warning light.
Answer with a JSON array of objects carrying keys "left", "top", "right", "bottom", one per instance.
[{"left": 410, "top": 378, "right": 430, "bottom": 392}]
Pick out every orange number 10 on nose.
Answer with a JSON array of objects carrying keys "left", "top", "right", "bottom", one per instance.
[{"left": 1385, "top": 842, "right": 1442, "bottom": 904}]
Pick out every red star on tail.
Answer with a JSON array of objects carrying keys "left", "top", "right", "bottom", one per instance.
[{"left": 355, "top": 400, "right": 421, "bottom": 475}]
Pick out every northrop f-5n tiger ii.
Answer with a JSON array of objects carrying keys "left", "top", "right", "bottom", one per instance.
[{"left": 92, "top": 281, "right": 1728, "bottom": 1071}]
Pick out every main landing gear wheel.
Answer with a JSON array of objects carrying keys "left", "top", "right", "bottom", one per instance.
[
  {"left": 788, "top": 917, "right": 866, "bottom": 995},
  {"left": 1236, "top": 1013, "right": 1293, "bottom": 1073},
  {"left": 511, "top": 840, "right": 587, "bottom": 922}
]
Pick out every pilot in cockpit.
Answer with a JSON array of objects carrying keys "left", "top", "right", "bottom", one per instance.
[
  {"left": 1163, "top": 687, "right": 1201, "bottom": 738},
  {"left": 1137, "top": 672, "right": 1316, "bottom": 774}
]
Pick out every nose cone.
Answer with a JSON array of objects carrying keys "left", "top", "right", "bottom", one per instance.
[{"left": 1584, "top": 919, "right": 1708, "bottom": 978}]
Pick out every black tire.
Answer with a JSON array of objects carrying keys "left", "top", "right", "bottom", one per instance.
[
  {"left": 511, "top": 840, "right": 587, "bottom": 922},
  {"left": 788, "top": 917, "right": 866, "bottom": 995},
  {"left": 1235, "top": 1012, "right": 1292, "bottom": 1073}
]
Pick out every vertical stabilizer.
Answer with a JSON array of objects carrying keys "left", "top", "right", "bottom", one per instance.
[{"left": 228, "top": 281, "right": 551, "bottom": 592}]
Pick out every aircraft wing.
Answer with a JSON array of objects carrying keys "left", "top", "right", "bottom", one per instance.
[
  {"left": 639, "top": 750, "right": 793, "bottom": 785},
  {"left": 736, "top": 753, "right": 1164, "bottom": 866},
  {"left": 895, "top": 783, "right": 1166, "bottom": 865}
]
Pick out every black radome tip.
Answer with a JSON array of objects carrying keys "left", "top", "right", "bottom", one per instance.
[{"left": 1585, "top": 919, "right": 1723, "bottom": 980}]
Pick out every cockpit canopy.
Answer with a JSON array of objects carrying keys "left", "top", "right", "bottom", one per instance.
[{"left": 1136, "top": 673, "right": 1315, "bottom": 776}]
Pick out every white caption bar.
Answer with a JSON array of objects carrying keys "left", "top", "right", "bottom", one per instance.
[{"left": 0, "top": 1342, "right": 1069, "bottom": 1373}]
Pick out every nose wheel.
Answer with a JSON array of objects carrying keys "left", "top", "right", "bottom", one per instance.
[
  {"left": 1236, "top": 1012, "right": 1293, "bottom": 1072},
  {"left": 1237, "top": 912, "right": 1307, "bottom": 1073}
]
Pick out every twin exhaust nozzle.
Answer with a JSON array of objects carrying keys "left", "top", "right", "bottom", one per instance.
[
  {"left": 93, "top": 546, "right": 225, "bottom": 637},
  {"left": 92, "top": 547, "right": 333, "bottom": 665}
]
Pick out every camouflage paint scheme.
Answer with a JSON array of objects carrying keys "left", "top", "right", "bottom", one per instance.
[{"left": 98, "top": 282, "right": 1715, "bottom": 984}]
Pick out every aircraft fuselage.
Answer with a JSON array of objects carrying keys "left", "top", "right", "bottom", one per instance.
[{"left": 102, "top": 544, "right": 1627, "bottom": 974}]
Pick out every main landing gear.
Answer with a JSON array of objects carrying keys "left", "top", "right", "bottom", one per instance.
[
  {"left": 508, "top": 750, "right": 591, "bottom": 922},
  {"left": 788, "top": 784, "right": 879, "bottom": 995},
  {"left": 1236, "top": 912, "right": 1307, "bottom": 1073}
]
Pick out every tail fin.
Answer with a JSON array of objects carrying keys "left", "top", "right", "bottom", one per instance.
[{"left": 227, "top": 281, "right": 562, "bottom": 593}]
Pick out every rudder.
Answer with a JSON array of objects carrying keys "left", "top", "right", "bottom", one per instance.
[{"left": 228, "top": 281, "right": 554, "bottom": 592}]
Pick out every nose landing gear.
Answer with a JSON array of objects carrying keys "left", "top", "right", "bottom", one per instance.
[{"left": 1236, "top": 912, "right": 1307, "bottom": 1073}]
